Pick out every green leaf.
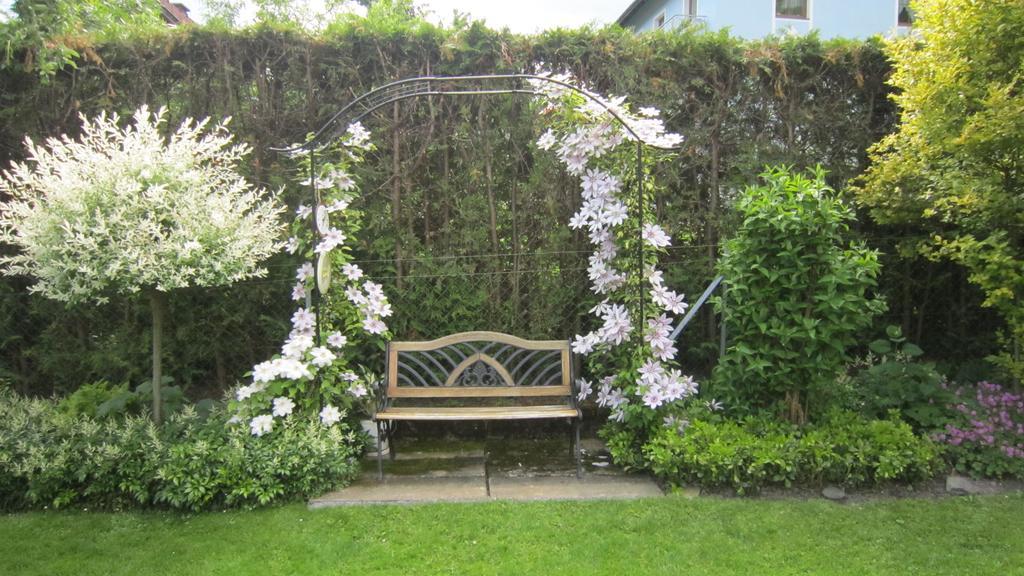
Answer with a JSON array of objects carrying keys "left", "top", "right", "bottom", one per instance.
[
  {"left": 868, "top": 339, "right": 892, "bottom": 355},
  {"left": 901, "top": 343, "right": 924, "bottom": 358}
]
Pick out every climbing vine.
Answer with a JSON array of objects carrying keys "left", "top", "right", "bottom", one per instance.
[
  {"left": 230, "top": 123, "right": 393, "bottom": 435},
  {"left": 530, "top": 73, "right": 700, "bottom": 432}
]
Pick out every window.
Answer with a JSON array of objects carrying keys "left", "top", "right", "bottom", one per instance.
[
  {"left": 898, "top": 0, "right": 914, "bottom": 25},
  {"left": 655, "top": 11, "right": 666, "bottom": 28},
  {"left": 776, "top": 0, "right": 808, "bottom": 19}
]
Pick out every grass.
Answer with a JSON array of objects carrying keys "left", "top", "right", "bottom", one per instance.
[{"left": 2, "top": 494, "right": 1023, "bottom": 575}]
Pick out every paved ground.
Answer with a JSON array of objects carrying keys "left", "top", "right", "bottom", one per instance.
[{"left": 309, "top": 437, "right": 665, "bottom": 508}]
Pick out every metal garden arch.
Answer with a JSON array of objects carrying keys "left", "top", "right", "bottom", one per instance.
[{"left": 271, "top": 73, "right": 722, "bottom": 349}]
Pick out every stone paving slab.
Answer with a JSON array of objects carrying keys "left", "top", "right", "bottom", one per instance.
[
  {"left": 311, "top": 437, "right": 664, "bottom": 508},
  {"left": 360, "top": 457, "right": 486, "bottom": 478},
  {"left": 393, "top": 448, "right": 487, "bottom": 461},
  {"left": 310, "top": 476, "right": 489, "bottom": 508},
  {"left": 310, "top": 473, "right": 663, "bottom": 508},
  {"left": 489, "top": 475, "right": 663, "bottom": 501}
]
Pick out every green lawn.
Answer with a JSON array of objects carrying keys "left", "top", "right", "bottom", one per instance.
[{"left": 2, "top": 494, "right": 1022, "bottom": 575}]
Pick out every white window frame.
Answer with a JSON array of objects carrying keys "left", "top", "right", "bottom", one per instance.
[
  {"left": 654, "top": 9, "right": 666, "bottom": 29},
  {"left": 773, "top": 0, "right": 812, "bottom": 35},
  {"left": 896, "top": 0, "right": 913, "bottom": 27},
  {"left": 775, "top": 0, "right": 809, "bottom": 20}
]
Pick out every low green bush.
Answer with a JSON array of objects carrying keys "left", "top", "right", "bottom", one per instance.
[
  {"left": 57, "top": 380, "right": 129, "bottom": 418},
  {"left": 843, "top": 326, "right": 953, "bottom": 432},
  {"left": 0, "top": 388, "right": 361, "bottom": 511},
  {"left": 643, "top": 411, "right": 941, "bottom": 494}
]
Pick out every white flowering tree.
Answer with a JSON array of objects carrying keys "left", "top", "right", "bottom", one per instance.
[{"left": 0, "top": 106, "right": 283, "bottom": 423}]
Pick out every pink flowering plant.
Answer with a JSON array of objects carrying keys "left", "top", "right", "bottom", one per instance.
[
  {"left": 230, "top": 122, "right": 391, "bottom": 436},
  {"left": 934, "top": 381, "right": 1024, "bottom": 478},
  {"left": 528, "top": 72, "right": 702, "bottom": 455}
]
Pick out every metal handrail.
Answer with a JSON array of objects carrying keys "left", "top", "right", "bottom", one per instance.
[
  {"left": 670, "top": 275, "right": 726, "bottom": 355},
  {"left": 660, "top": 14, "right": 708, "bottom": 30}
]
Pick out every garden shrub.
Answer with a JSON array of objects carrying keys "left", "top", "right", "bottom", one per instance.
[
  {"left": 95, "top": 378, "right": 188, "bottom": 419},
  {"left": 57, "top": 380, "right": 129, "bottom": 418},
  {"left": 600, "top": 426, "right": 649, "bottom": 472},
  {"left": 712, "top": 167, "right": 886, "bottom": 423},
  {"left": 934, "top": 381, "right": 1024, "bottom": 479},
  {"left": 844, "top": 326, "right": 952, "bottom": 432},
  {"left": 0, "top": 388, "right": 361, "bottom": 511},
  {"left": 644, "top": 411, "right": 941, "bottom": 494}
]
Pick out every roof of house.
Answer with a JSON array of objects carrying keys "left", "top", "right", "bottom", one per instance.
[
  {"left": 159, "top": 0, "right": 194, "bottom": 26},
  {"left": 616, "top": 0, "right": 649, "bottom": 25}
]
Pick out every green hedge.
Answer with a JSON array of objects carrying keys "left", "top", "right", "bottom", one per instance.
[
  {"left": 0, "top": 20, "right": 941, "bottom": 398},
  {"left": 0, "top": 388, "right": 360, "bottom": 511},
  {"left": 644, "top": 411, "right": 942, "bottom": 494}
]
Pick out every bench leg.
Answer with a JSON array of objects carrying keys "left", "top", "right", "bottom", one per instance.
[
  {"left": 387, "top": 421, "right": 397, "bottom": 461},
  {"left": 568, "top": 420, "right": 574, "bottom": 458},
  {"left": 574, "top": 419, "right": 582, "bottom": 479},
  {"left": 376, "top": 420, "right": 384, "bottom": 481}
]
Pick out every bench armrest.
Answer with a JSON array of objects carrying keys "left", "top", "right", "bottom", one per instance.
[
  {"left": 372, "top": 375, "right": 390, "bottom": 414},
  {"left": 568, "top": 354, "right": 580, "bottom": 411}
]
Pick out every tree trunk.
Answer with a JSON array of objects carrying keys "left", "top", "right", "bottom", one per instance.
[
  {"left": 478, "top": 105, "right": 499, "bottom": 251},
  {"left": 916, "top": 265, "right": 934, "bottom": 344},
  {"left": 441, "top": 142, "right": 451, "bottom": 246},
  {"left": 784, "top": 389, "right": 806, "bottom": 425},
  {"left": 705, "top": 128, "right": 721, "bottom": 342},
  {"left": 215, "top": 348, "right": 227, "bottom": 391},
  {"left": 304, "top": 47, "right": 316, "bottom": 126},
  {"left": 512, "top": 178, "right": 520, "bottom": 320},
  {"left": 150, "top": 290, "right": 166, "bottom": 425},
  {"left": 902, "top": 255, "right": 913, "bottom": 337}
]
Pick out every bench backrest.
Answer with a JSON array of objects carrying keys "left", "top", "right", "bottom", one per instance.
[{"left": 386, "top": 331, "right": 571, "bottom": 398}]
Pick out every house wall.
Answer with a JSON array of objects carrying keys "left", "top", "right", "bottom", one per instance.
[
  {"left": 700, "top": 0, "right": 773, "bottom": 39},
  {"left": 809, "top": 0, "right": 898, "bottom": 38},
  {"left": 622, "top": 0, "right": 679, "bottom": 32},
  {"left": 621, "top": 0, "right": 907, "bottom": 39}
]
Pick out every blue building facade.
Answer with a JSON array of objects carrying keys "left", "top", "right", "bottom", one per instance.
[{"left": 617, "top": 0, "right": 914, "bottom": 39}]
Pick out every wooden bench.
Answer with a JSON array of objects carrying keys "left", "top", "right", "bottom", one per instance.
[{"left": 373, "top": 331, "right": 581, "bottom": 479}]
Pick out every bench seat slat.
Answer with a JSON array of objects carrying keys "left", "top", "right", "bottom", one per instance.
[
  {"left": 387, "top": 385, "right": 571, "bottom": 398},
  {"left": 376, "top": 405, "right": 580, "bottom": 421}
]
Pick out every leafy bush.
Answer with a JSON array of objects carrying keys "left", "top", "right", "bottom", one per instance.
[
  {"left": 855, "top": 0, "right": 1024, "bottom": 382},
  {"left": 713, "top": 167, "right": 886, "bottom": 423},
  {"left": 644, "top": 411, "right": 941, "bottom": 494},
  {"left": 845, "top": 326, "right": 952, "bottom": 431},
  {"left": 57, "top": 380, "right": 129, "bottom": 418},
  {"left": 57, "top": 377, "right": 201, "bottom": 421},
  {"left": 95, "top": 378, "right": 189, "bottom": 419},
  {"left": 0, "top": 388, "right": 360, "bottom": 511},
  {"left": 600, "top": 426, "right": 648, "bottom": 472},
  {"left": 934, "top": 381, "right": 1024, "bottom": 479}
]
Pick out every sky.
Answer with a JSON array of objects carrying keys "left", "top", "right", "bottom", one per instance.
[
  {"left": 404, "top": 0, "right": 627, "bottom": 33},
  {"left": 0, "top": 1, "right": 630, "bottom": 33},
  {"left": 192, "top": 0, "right": 629, "bottom": 34}
]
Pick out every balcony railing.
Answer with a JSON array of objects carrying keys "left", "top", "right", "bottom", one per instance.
[{"left": 659, "top": 14, "right": 708, "bottom": 30}]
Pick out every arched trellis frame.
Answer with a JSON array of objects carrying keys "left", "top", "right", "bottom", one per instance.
[{"left": 270, "top": 73, "right": 683, "bottom": 343}]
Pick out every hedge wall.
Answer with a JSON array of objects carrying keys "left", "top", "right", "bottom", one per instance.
[{"left": 0, "top": 17, "right": 997, "bottom": 396}]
